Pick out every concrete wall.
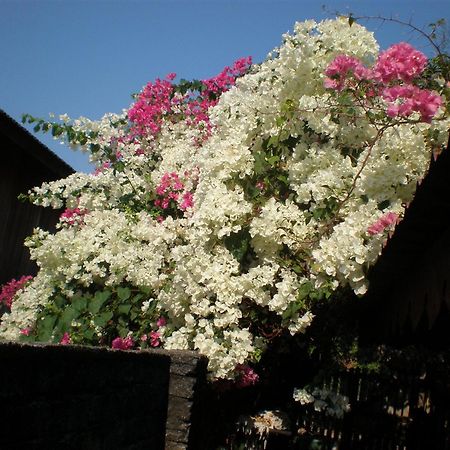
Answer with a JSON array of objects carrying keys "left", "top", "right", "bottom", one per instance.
[{"left": 0, "top": 342, "right": 207, "bottom": 449}]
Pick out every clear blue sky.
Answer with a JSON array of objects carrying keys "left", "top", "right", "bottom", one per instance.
[{"left": 1, "top": 0, "right": 449, "bottom": 173}]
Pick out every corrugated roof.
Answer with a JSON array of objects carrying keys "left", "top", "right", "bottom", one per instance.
[
  {"left": 363, "top": 138, "right": 450, "bottom": 341},
  {"left": 0, "top": 108, "right": 74, "bottom": 177}
]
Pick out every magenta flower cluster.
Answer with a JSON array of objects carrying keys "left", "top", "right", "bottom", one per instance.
[
  {"left": 235, "top": 364, "right": 259, "bottom": 388},
  {"left": 112, "top": 316, "right": 167, "bottom": 351},
  {"left": 111, "top": 335, "right": 134, "bottom": 350},
  {"left": 128, "top": 74, "right": 175, "bottom": 138},
  {"left": 324, "top": 55, "right": 373, "bottom": 91},
  {"left": 382, "top": 84, "right": 443, "bottom": 123},
  {"left": 0, "top": 275, "right": 33, "bottom": 309},
  {"left": 140, "top": 316, "right": 167, "bottom": 347},
  {"left": 324, "top": 43, "right": 442, "bottom": 122},
  {"left": 128, "top": 57, "right": 252, "bottom": 139},
  {"left": 185, "top": 56, "right": 253, "bottom": 128},
  {"left": 373, "top": 43, "right": 427, "bottom": 83},
  {"left": 155, "top": 171, "right": 194, "bottom": 213},
  {"left": 60, "top": 332, "right": 71, "bottom": 345},
  {"left": 60, "top": 207, "right": 88, "bottom": 226},
  {"left": 367, "top": 212, "right": 398, "bottom": 235}
]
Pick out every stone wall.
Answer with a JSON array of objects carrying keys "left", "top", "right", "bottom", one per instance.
[{"left": 0, "top": 342, "right": 207, "bottom": 449}]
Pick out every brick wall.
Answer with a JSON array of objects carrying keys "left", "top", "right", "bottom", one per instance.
[{"left": 0, "top": 342, "right": 207, "bottom": 450}]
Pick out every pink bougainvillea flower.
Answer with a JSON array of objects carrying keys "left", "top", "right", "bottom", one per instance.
[
  {"left": 235, "top": 364, "right": 259, "bottom": 388},
  {"left": 0, "top": 275, "right": 33, "bottom": 309},
  {"left": 93, "top": 161, "right": 112, "bottom": 175},
  {"left": 180, "top": 191, "right": 194, "bottom": 211},
  {"left": 382, "top": 85, "right": 442, "bottom": 123},
  {"left": 324, "top": 43, "right": 440, "bottom": 124},
  {"left": 374, "top": 42, "right": 427, "bottom": 83},
  {"left": 149, "top": 331, "right": 161, "bottom": 347},
  {"left": 128, "top": 57, "right": 252, "bottom": 140},
  {"left": 367, "top": 212, "right": 399, "bottom": 235},
  {"left": 60, "top": 332, "right": 71, "bottom": 345},
  {"left": 111, "top": 336, "right": 134, "bottom": 350},
  {"left": 20, "top": 328, "right": 31, "bottom": 336},
  {"left": 155, "top": 171, "right": 195, "bottom": 215},
  {"left": 324, "top": 55, "right": 372, "bottom": 91},
  {"left": 156, "top": 316, "right": 167, "bottom": 328},
  {"left": 60, "top": 207, "right": 88, "bottom": 226}
]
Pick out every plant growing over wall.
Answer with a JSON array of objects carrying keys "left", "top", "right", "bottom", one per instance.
[{"left": 0, "top": 17, "right": 449, "bottom": 389}]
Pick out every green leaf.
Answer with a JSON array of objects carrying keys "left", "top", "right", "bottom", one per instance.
[
  {"left": 78, "top": 133, "right": 87, "bottom": 145},
  {"left": 275, "top": 116, "right": 285, "bottom": 127},
  {"left": 267, "top": 155, "right": 280, "bottom": 166},
  {"left": 37, "top": 315, "right": 57, "bottom": 341},
  {"left": 224, "top": 227, "right": 251, "bottom": 264},
  {"left": 282, "top": 301, "right": 302, "bottom": 320},
  {"left": 72, "top": 296, "right": 88, "bottom": 312},
  {"left": 51, "top": 125, "right": 62, "bottom": 137},
  {"left": 90, "top": 143, "right": 100, "bottom": 154},
  {"left": 377, "top": 199, "right": 390, "bottom": 211},
  {"left": 88, "top": 290, "right": 111, "bottom": 314},
  {"left": 117, "top": 287, "right": 131, "bottom": 301},
  {"left": 83, "top": 329, "right": 95, "bottom": 341},
  {"left": 254, "top": 151, "right": 268, "bottom": 175},
  {"left": 131, "top": 293, "right": 144, "bottom": 304},
  {"left": 93, "top": 311, "right": 113, "bottom": 327},
  {"left": 117, "top": 324, "right": 129, "bottom": 337},
  {"left": 118, "top": 303, "right": 132, "bottom": 315},
  {"left": 267, "top": 135, "right": 279, "bottom": 148},
  {"left": 297, "top": 281, "right": 313, "bottom": 301},
  {"left": 59, "top": 306, "right": 79, "bottom": 327},
  {"left": 54, "top": 295, "right": 66, "bottom": 309},
  {"left": 360, "top": 194, "right": 369, "bottom": 204}
]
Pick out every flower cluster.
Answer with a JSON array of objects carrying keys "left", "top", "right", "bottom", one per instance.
[
  {"left": 367, "top": 211, "right": 398, "bottom": 235},
  {"left": 374, "top": 43, "right": 428, "bottom": 83},
  {"left": 155, "top": 171, "right": 194, "bottom": 214},
  {"left": 59, "top": 207, "right": 88, "bottom": 227},
  {"left": 186, "top": 57, "right": 252, "bottom": 126},
  {"left": 240, "top": 410, "right": 289, "bottom": 436},
  {"left": 382, "top": 84, "right": 443, "bottom": 122},
  {"left": 0, "top": 276, "right": 33, "bottom": 309},
  {"left": 235, "top": 364, "right": 259, "bottom": 388},
  {"left": 128, "top": 73, "right": 176, "bottom": 138},
  {"left": 1, "top": 18, "right": 448, "bottom": 380},
  {"left": 128, "top": 57, "right": 252, "bottom": 140},
  {"left": 293, "top": 386, "right": 351, "bottom": 419},
  {"left": 324, "top": 55, "right": 373, "bottom": 91},
  {"left": 112, "top": 335, "right": 134, "bottom": 350},
  {"left": 325, "top": 42, "right": 442, "bottom": 122}
]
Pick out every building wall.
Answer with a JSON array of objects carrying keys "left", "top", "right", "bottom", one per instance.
[
  {"left": 0, "top": 342, "right": 207, "bottom": 450},
  {"left": 0, "top": 111, "right": 74, "bottom": 285}
]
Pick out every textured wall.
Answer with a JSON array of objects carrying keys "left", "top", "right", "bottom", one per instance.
[
  {"left": 0, "top": 342, "right": 207, "bottom": 450},
  {"left": 0, "top": 109, "right": 74, "bottom": 285}
]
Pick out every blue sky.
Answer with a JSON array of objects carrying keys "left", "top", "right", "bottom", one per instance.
[{"left": 1, "top": 0, "right": 449, "bottom": 173}]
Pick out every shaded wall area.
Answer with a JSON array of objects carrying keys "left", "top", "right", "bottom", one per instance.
[
  {"left": 0, "top": 109, "right": 74, "bottom": 285},
  {"left": 362, "top": 142, "right": 450, "bottom": 346},
  {"left": 0, "top": 342, "right": 207, "bottom": 450}
]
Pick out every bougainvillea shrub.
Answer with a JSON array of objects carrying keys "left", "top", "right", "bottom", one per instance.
[{"left": 1, "top": 18, "right": 449, "bottom": 381}]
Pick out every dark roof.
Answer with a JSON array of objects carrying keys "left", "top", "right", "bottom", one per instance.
[
  {"left": 362, "top": 138, "right": 450, "bottom": 342},
  {"left": 0, "top": 108, "right": 74, "bottom": 177}
]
